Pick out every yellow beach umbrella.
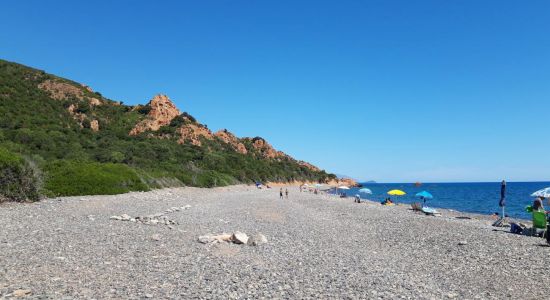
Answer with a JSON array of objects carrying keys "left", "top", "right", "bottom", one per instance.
[{"left": 387, "top": 189, "right": 406, "bottom": 196}]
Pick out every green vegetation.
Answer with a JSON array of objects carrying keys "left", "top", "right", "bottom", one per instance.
[
  {"left": 0, "top": 59, "right": 335, "bottom": 201},
  {"left": 43, "top": 160, "right": 149, "bottom": 196},
  {"left": 0, "top": 148, "right": 41, "bottom": 202}
]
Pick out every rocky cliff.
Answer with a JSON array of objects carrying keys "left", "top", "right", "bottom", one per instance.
[
  {"left": 214, "top": 129, "right": 248, "bottom": 154},
  {"left": 129, "top": 94, "right": 181, "bottom": 136},
  {"left": 177, "top": 123, "right": 213, "bottom": 146},
  {"left": 128, "top": 94, "right": 323, "bottom": 173},
  {"left": 243, "top": 137, "right": 288, "bottom": 159}
]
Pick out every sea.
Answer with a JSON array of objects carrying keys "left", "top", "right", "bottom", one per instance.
[{"left": 346, "top": 182, "right": 550, "bottom": 220}]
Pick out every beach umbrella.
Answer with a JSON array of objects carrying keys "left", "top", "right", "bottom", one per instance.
[
  {"left": 499, "top": 180, "right": 506, "bottom": 207},
  {"left": 531, "top": 187, "right": 550, "bottom": 198},
  {"left": 359, "top": 188, "right": 372, "bottom": 194},
  {"left": 387, "top": 189, "right": 406, "bottom": 196},
  {"left": 415, "top": 191, "right": 433, "bottom": 199},
  {"left": 492, "top": 180, "right": 507, "bottom": 226},
  {"left": 415, "top": 191, "right": 433, "bottom": 203},
  {"left": 335, "top": 186, "right": 350, "bottom": 196}
]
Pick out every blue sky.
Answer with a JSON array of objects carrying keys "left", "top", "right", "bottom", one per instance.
[{"left": 2, "top": 0, "right": 549, "bottom": 182}]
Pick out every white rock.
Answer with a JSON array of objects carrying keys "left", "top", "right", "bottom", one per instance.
[
  {"left": 120, "top": 214, "right": 131, "bottom": 221},
  {"left": 447, "top": 292, "right": 459, "bottom": 298},
  {"left": 110, "top": 216, "right": 122, "bottom": 221},
  {"left": 198, "top": 235, "right": 215, "bottom": 244},
  {"left": 198, "top": 234, "right": 232, "bottom": 244},
  {"left": 248, "top": 233, "right": 268, "bottom": 246},
  {"left": 231, "top": 231, "right": 249, "bottom": 244},
  {"left": 12, "top": 289, "right": 32, "bottom": 297},
  {"left": 150, "top": 219, "right": 159, "bottom": 225}
]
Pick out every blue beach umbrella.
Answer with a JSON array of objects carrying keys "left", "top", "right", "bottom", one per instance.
[
  {"left": 359, "top": 188, "right": 372, "bottom": 194},
  {"left": 415, "top": 191, "right": 433, "bottom": 203}
]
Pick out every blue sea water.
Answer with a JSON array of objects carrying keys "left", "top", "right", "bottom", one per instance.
[{"left": 347, "top": 182, "right": 550, "bottom": 220}]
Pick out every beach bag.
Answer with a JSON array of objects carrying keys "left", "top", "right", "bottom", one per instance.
[{"left": 510, "top": 223, "right": 523, "bottom": 234}]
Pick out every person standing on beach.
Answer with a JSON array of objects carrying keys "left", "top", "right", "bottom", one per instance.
[
  {"left": 285, "top": 188, "right": 289, "bottom": 199},
  {"left": 279, "top": 188, "right": 283, "bottom": 199}
]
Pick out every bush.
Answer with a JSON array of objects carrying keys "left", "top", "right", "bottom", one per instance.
[
  {"left": 43, "top": 160, "right": 150, "bottom": 196},
  {"left": 181, "top": 112, "right": 197, "bottom": 123},
  {"left": 0, "top": 148, "right": 41, "bottom": 202},
  {"left": 136, "top": 105, "right": 151, "bottom": 115},
  {"left": 194, "top": 170, "right": 236, "bottom": 187},
  {"left": 169, "top": 114, "right": 187, "bottom": 127}
]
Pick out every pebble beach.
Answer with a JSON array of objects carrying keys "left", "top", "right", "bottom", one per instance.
[{"left": 1, "top": 186, "right": 549, "bottom": 299}]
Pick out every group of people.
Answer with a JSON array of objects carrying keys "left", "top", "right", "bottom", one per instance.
[
  {"left": 508, "top": 196, "right": 550, "bottom": 244},
  {"left": 381, "top": 197, "right": 394, "bottom": 205}
]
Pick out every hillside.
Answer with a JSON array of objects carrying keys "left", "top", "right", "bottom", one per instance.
[{"left": 0, "top": 59, "right": 336, "bottom": 201}]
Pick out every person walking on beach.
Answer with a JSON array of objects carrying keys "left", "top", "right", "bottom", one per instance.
[
  {"left": 285, "top": 188, "right": 289, "bottom": 199},
  {"left": 279, "top": 188, "right": 283, "bottom": 199}
]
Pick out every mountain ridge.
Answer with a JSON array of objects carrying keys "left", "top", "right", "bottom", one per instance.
[{"left": 0, "top": 58, "right": 337, "bottom": 200}]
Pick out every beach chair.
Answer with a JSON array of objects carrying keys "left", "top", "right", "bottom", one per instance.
[{"left": 532, "top": 211, "right": 547, "bottom": 238}]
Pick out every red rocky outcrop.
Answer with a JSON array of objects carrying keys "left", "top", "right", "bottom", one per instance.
[{"left": 129, "top": 94, "right": 181, "bottom": 135}]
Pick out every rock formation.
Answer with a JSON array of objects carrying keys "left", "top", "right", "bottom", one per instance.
[
  {"left": 214, "top": 129, "right": 248, "bottom": 154},
  {"left": 65, "top": 103, "right": 99, "bottom": 131},
  {"left": 129, "top": 94, "right": 181, "bottom": 136},
  {"left": 176, "top": 123, "right": 213, "bottom": 146},
  {"left": 244, "top": 137, "right": 287, "bottom": 159},
  {"left": 90, "top": 120, "right": 100, "bottom": 132},
  {"left": 326, "top": 177, "right": 361, "bottom": 187},
  {"left": 126, "top": 94, "right": 324, "bottom": 171},
  {"left": 38, "top": 79, "right": 102, "bottom": 106}
]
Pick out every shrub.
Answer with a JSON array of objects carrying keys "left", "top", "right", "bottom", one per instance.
[
  {"left": 194, "top": 170, "right": 236, "bottom": 187},
  {"left": 43, "top": 160, "right": 150, "bottom": 196},
  {"left": 181, "top": 112, "right": 197, "bottom": 123},
  {"left": 0, "top": 148, "right": 41, "bottom": 202},
  {"left": 169, "top": 114, "right": 186, "bottom": 127},
  {"left": 136, "top": 105, "right": 151, "bottom": 115}
]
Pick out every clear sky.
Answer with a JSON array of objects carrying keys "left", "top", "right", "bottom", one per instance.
[{"left": 2, "top": 0, "right": 549, "bottom": 182}]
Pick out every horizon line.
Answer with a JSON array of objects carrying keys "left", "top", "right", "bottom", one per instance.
[{"left": 359, "top": 180, "right": 550, "bottom": 184}]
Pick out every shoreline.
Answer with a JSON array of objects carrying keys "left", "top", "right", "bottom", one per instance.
[{"left": 1, "top": 184, "right": 531, "bottom": 223}]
